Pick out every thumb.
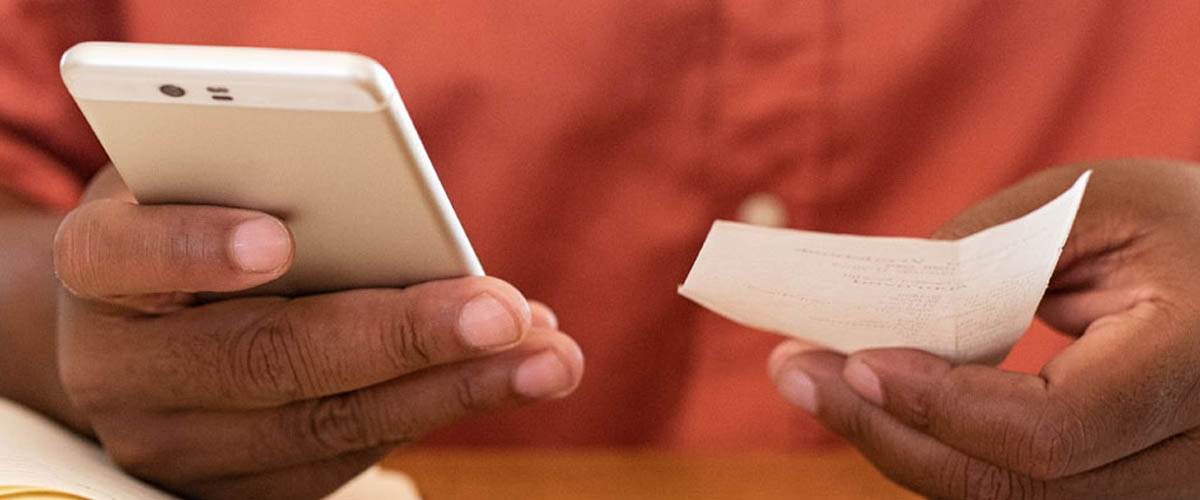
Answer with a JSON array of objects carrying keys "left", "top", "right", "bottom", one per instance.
[
  {"left": 55, "top": 199, "right": 293, "bottom": 305},
  {"left": 930, "top": 165, "right": 1091, "bottom": 240},
  {"left": 933, "top": 159, "right": 1200, "bottom": 337}
]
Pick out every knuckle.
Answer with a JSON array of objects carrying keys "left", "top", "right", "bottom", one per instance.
[
  {"left": 451, "top": 370, "right": 495, "bottom": 415},
  {"left": 928, "top": 368, "right": 981, "bottom": 432},
  {"left": 847, "top": 404, "right": 877, "bottom": 442},
  {"left": 942, "top": 455, "right": 1047, "bottom": 500},
  {"left": 937, "top": 368, "right": 1085, "bottom": 481},
  {"left": 1009, "top": 407, "right": 1084, "bottom": 479},
  {"left": 379, "top": 304, "right": 434, "bottom": 372},
  {"left": 292, "top": 393, "right": 379, "bottom": 454},
  {"left": 906, "top": 376, "right": 943, "bottom": 430},
  {"left": 963, "top": 460, "right": 1009, "bottom": 500},
  {"left": 155, "top": 215, "right": 223, "bottom": 276},
  {"left": 965, "top": 466, "right": 1037, "bottom": 500},
  {"left": 225, "top": 311, "right": 325, "bottom": 403},
  {"left": 932, "top": 450, "right": 971, "bottom": 498}
]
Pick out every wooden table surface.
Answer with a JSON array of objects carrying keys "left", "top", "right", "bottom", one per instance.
[{"left": 384, "top": 447, "right": 922, "bottom": 500}]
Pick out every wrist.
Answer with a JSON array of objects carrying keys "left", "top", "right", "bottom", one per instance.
[{"left": 0, "top": 197, "right": 91, "bottom": 434}]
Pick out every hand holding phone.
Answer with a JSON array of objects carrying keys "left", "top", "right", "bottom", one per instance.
[{"left": 49, "top": 43, "right": 583, "bottom": 500}]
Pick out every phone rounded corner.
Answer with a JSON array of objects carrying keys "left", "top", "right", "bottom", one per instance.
[
  {"left": 59, "top": 41, "right": 101, "bottom": 89},
  {"left": 338, "top": 53, "right": 398, "bottom": 110}
]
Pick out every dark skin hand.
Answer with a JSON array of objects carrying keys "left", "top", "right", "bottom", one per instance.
[
  {"left": 770, "top": 159, "right": 1200, "bottom": 499},
  {"left": 0, "top": 166, "right": 583, "bottom": 500},
  {"left": 0, "top": 190, "right": 80, "bottom": 428}
]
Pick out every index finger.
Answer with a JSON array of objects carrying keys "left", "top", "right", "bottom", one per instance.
[
  {"left": 772, "top": 346, "right": 1200, "bottom": 500},
  {"left": 838, "top": 302, "right": 1200, "bottom": 480},
  {"left": 63, "top": 276, "right": 534, "bottom": 410}
]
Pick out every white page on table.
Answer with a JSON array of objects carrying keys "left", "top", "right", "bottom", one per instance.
[{"left": 0, "top": 398, "right": 418, "bottom": 500}]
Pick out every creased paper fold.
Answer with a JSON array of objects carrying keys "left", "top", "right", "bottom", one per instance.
[{"left": 678, "top": 171, "right": 1090, "bottom": 364}]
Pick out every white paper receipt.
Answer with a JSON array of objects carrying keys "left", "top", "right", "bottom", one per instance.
[{"left": 678, "top": 171, "right": 1091, "bottom": 364}]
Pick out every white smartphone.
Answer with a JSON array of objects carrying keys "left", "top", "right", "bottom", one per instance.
[{"left": 60, "top": 42, "right": 483, "bottom": 296}]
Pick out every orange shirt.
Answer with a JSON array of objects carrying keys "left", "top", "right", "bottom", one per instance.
[{"left": 3, "top": 1, "right": 1200, "bottom": 451}]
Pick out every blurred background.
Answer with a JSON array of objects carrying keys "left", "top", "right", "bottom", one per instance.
[{"left": 4, "top": 1, "right": 1200, "bottom": 498}]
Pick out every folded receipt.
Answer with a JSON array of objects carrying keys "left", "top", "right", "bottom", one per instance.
[{"left": 678, "top": 171, "right": 1091, "bottom": 364}]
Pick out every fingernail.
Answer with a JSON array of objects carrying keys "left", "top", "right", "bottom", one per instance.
[
  {"left": 768, "top": 340, "right": 819, "bottom": 376},
  {"left": 512, "top": 351, "right": 573, "bottom": 399},
  {"left": 231, "top": 217, "right": 291, "bottom": 273},
  {"left": 844, "top": 358, "right": 884, "bottom": 406},
  {"left": 776, "top": 368, "right": 818, "bottom": 414},
  {"left": 459, "top": 294, "right": 521, "bottom": 349}
]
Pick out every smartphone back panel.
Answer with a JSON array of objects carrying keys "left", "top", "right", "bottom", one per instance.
[{"left": 62, "top": 43, "right": 482, "bottom": 296}]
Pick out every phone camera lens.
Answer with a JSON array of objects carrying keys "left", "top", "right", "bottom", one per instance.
[{"left": 159, "top": 84, "right": 186, "bottom": 98}]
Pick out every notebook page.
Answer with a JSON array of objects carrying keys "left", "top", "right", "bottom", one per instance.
[
  {"left": 0, "top": 399, "right": 418, "bottom": 500},
  {"left": 0, "top": 399, "right": 177, "bottom": 500}
]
